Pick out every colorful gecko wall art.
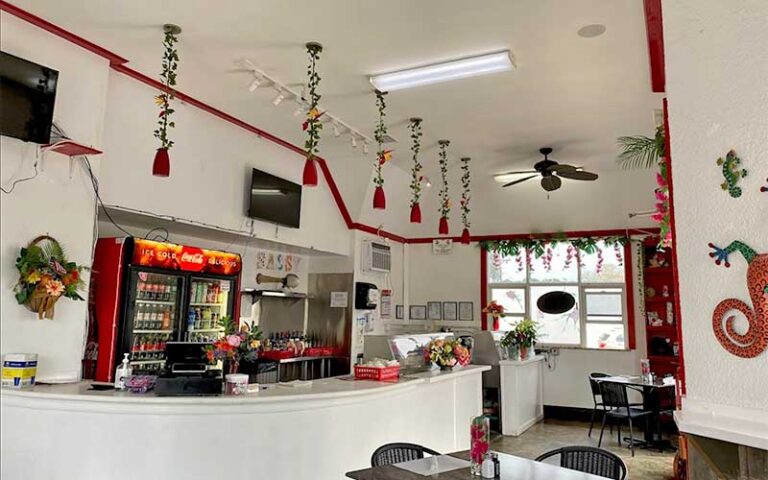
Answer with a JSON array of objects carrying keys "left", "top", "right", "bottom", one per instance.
[
  {"left": 708, "top": 241, "right": 768, "bottom": 358},
  {"left": 716, "top": 150, "right": 748, "bottom": 198}
]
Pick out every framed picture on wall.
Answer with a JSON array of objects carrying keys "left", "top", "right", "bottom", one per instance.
[
  {"left": 458, "top": 301, "right": 474, "bottom": 321},
  {"left": 409, "top": 305, "right": 426, "bottom": 320},
  {"left": 442, "top": 302, "right": 458, "bottom": 321},
  {"left": 396, "top": 305, "right": 404, "bottom": 320},
  {"left": 428, "top": 302, "right": 442, "bottom": 320}
]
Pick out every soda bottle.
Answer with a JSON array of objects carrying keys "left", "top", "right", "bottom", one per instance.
[
  {"left": 137, "top": 281, "right": 145, "bottom": 299},
  {"left": 169, "top": 283, "right": 177, "bottom": 301},
  {"left": 161, "top": 308, "right": 171, "bottom": 330}
]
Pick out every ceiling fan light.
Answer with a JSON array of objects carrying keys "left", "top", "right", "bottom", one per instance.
[{"left": 370, "top": 50, "right": 514, "bottom": 92}]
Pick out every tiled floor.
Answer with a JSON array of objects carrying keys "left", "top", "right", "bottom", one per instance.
[{"left": 491, "top": 419, "right": 676, "bottom": 479}]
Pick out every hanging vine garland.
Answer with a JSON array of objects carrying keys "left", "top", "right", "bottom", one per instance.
[
  {"left": 652, "top": 160, "right": 672, "bottom": 250},
  {"left": 152, "top": 24, "right": 181, "bottom": 177},
  {"left": 408, "top": 117, "right": 424, "bottom": 222},
  {"left": 302, "top": 42, "right": 323, "bottom": 187},
  {"left": 437, "top": 140, "right": 451, "bottom": 235},
  {"left": 480, "top": 235, "right": 629, "bottom": 260},
  {"left": 372, "top": 90, "right": 390, "bottom": 209},
  {"left": 460, "top": 157, "right": 472, "bottom": 244}
]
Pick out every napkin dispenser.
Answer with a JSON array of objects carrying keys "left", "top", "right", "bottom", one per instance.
[{"left": 355, "top": 282, "right": 378, "bottom": 310}]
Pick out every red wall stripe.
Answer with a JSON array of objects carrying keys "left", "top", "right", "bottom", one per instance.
[
  {"left": 663, "top": 98, "right": 685, "bottom": 393},
  {"left": 643, "top": 0, "right": 666, "bottom": 92}
]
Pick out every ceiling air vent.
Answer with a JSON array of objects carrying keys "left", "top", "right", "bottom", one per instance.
[{"left": 363, "top": 240, "right": 391, "bottom": 273}]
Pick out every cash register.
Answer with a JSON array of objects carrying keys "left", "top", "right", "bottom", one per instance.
[{"left": 155, "top": 342, "right": 223, "bottom": 396}]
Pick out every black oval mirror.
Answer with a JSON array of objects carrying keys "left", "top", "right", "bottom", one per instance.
[{"left": 537, "top": 291, "right": 576, "bottom": 314}]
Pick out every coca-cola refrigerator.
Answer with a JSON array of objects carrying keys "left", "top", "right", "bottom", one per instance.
[{"left": 91, "top": 237, "right": 242, "bottom": 382}]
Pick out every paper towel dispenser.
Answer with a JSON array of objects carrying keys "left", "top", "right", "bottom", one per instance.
[{"left": 355, "top": 282, "right": 378, "bottom": 310}]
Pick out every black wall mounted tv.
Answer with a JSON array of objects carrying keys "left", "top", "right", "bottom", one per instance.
[
  {"left": 0, "top": 51, "right": 59, "bottom": 144},
  {"left": 247, "top": 168, "right": 302, "bottom": 228}
]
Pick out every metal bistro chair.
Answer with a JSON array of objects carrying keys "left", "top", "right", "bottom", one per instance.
[
  {"left": 598, "top": 380, "right": 654, "bottom": 457},
  {"left": 370, "top": 442, "right": 441, "bottom": 467},
  {"left": 588, "top": 372, "right": 611, "bottom": 437},
  {"left": 536, "top": 446, "right": 627, "bottom": 480}
]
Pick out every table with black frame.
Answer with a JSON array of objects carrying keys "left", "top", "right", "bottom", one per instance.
[
  {"left": 596, "top": 375, "right": 677, "bottom": 452},
  {"left": 346, "top": 451, "right": 606, "bottom": 480}
]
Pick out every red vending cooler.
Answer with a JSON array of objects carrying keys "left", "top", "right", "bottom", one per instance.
[{"left": 92, "top": 237, "right": 242, "bottom": 382}]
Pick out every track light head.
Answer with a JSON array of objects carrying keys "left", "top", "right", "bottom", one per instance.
[
  {"left": 351, "top": 136, "right": 358, "bottom": 148},
  {"left": 248, "top": 77, "right": 262, "bottom": 92},
  {"left": 363, "top": 142, "right": 369, "bottom": 154},
  {"left": 272, "top": 91, "right": 285, "bottom": 106}
]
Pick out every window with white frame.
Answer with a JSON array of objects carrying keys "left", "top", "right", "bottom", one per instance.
[{"left": 486, "top": 240, "right": 629, "bottom": 350}]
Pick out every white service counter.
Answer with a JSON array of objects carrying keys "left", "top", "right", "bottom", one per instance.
[
  {"left": 1, "top": 365, "right": 489, "bottom": 480},
  {"left": 499, "top": 356, "right": 545, "bottom": 436}
]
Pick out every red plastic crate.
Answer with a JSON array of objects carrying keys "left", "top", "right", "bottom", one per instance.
[{"left": 354, "top": 364, "right": 400, "bottom": 382}]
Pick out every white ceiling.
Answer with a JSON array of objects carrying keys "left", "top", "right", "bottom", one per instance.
[{"left": 12, "top": 0, "right": 663, "bottom": 232}]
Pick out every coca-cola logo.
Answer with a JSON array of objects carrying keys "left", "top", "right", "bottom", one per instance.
[{"left": 178, "top": 247, "right": 206, "bottom": 272}]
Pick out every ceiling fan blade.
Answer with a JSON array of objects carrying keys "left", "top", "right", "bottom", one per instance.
[
  {"left": 541, "top": 176, "right": 562, "bottom": 192},
  {"left": 557, "top": 170, "right": 599, "bottom": 181},
  {"left": 497, "top": 170, "right": 538, "bottom": 175},
  {"left": 502, "top": 175, "right": 538, "bottom": 187},
  {"left": 547, "top": 163, "right": 577, "bottom": 172}
]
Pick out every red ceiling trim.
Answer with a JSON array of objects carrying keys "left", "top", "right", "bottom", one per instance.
[
  {"left": 643, "top": 0, "right": 666, "bottom": 93},
  {"left": 0, "top": 0, "right": 128, "bottom": 66}
]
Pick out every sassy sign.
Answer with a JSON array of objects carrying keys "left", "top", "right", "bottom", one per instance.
[{"left": 255, "top": 250, "right": 303, "bottom": 274}]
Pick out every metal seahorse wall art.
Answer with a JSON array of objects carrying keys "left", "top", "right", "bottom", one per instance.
[
  {"left": 708, "top": 241, "right": 768, "bottom": 358},
  {"left": 716, "top": 150, "right": 748, "bottom": 198}
]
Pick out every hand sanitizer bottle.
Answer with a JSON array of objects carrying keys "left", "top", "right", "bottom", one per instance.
[{"left": 114, "top": 353, "right": 132, "bottom": 390}]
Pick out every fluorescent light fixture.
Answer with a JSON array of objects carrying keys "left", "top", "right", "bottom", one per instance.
[
  {"left": 251, "top": 188, "right": 285, "bottom": 195},
  {"left": 260, "top": 291, "right": 288, "bottom": 297},
  {"left": 370, "top": 50, "right": 514, "bottom": 92}
]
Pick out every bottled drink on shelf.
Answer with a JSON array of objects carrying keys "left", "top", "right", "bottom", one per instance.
[
  {"left": 161, "top": 308, "right": 171, "bottom": 330},
  {"left": 169, "top": 283, "right": 177, "bottom": 301}
]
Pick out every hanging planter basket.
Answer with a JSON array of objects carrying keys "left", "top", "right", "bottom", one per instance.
[
  {"left": 439, "top": 217, "right": 449, "bottom": 235},
  {"left": 461, "top": 228, "right": 471, "bottom": 244},
  {"left": 14, "top": 235, "right": 86, "bottom": 320},
  {"left": 373, "top": 186, "right": 386, "bottom": 210}
]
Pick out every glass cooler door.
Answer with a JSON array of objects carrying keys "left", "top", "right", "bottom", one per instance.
[
  {"left": 184, "top": 277, "right": 234, "bottom": 343},
  {"left": 124, "top": 270, "right": 185, "bottom": 375}
]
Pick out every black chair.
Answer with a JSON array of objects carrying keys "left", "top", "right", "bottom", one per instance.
[
  {"left": 370, "top": 443, "right": 441, "bottom": 467},
  {"left": 588, "top": 372, "right": 611, "bottom": 437},
  {"left": 536, "top": 446, "right": 627, "bottom": 480},
  {"left": 598, "top": 381, "right": 654, "bottom": 457}
]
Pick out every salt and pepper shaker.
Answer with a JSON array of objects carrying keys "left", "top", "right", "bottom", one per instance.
[{"left": 492, "top": 453, "right": 500, "bottom": 477}]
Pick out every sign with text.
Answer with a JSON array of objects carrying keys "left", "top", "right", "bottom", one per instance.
[{"left": 132, "top": 239, "right": 241, "bottom": 275}]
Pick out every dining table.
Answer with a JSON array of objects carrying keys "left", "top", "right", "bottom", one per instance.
[
  {"left": 596, "top": 374, "right": 677, "bottom": 452},
  {"left": 346, "top": 451, "right": 607, "bottom": 479}
]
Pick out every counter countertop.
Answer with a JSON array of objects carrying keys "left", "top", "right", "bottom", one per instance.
[
  {"left": 499, "top": 355, "right": 545, "bottom": 366},
  {"left": 0, "top": 364, "right": 491, "bottom": 409}
]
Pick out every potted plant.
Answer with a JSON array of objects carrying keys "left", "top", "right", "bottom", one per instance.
[
  {"left": 499, "top": 330, "right": 520, "bottom": 361},
  {"left": 14, "top": 235, "right": 87, "bottom": 319},
  {"left": 203, "top": 316, "right": 262, "bottom": 374},
  {"left": 424, "top": 338, "right": 471, "bottom": 370},
  {"left": 514, "top": 318, "right": 540, "bottom": 360}
]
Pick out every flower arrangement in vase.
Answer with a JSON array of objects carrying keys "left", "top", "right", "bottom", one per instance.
[
  {"left": 424, "top": 338, "right": 471, "bottom": 370},
  {"left": 203, "top": 316, "right": 262, "bottom": 374},
  {"left": 482, "top": 300, "right": 505, "bottom": 331},
  {"left": 470, "top": 415, "right": 490, "bottom": 475},
  {"left": 14, "top": 236, "right": 87, "bottom": 319}
]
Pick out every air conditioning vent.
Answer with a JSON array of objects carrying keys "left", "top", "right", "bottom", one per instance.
[{"left": 363, "top": 240, "right": 391, "bottom": 273}]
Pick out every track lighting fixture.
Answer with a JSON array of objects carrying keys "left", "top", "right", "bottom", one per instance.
[
  {"left": 248, "top": 77, "right": 262, "bottom": 92},
  {"left": 363, "top": 142, "right": 369, "bottom": 154},
  {"left": 293, "top": 103, "right": 305, "bottom": 117},
  {"left": 272, "top": 91, "right": 286, "bottom": 106},
  {"left": 333, "top": 122, "right": 341, "bottom": 137},
  {"left": 351, "top": 136, "right": 358, "bottom": 148}
]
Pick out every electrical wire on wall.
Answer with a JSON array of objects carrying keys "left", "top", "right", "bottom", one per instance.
[{"left": 0, "top": 143, "right": 41, "bottom": 194}]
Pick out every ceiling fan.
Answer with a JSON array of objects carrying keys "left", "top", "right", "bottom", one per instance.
[{"left": 497, "top": 147, "right": 599, "bottom": 192}]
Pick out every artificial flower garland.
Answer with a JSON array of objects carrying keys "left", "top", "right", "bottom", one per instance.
[
  {"left": 152, "top": 25, "right": 180, "bottom": 177},
  {"left": 460, "top": 156, "right": 472, "bottom": 244},
  {"left": 408, "top": 117, "right": 423, "bottom": 223},
  {"left": 302, "top": 42, "right": 324, "bottom": 186},
  {"left": 437, "top": 139, "right": 451, "bottom": 235},
  {"left": 653, "top": 160, "right": 672, "bottom": 250},
  {"left": 481, "top": 235, "right": 628, "bottom": 261},
  {"left": 372, "top": 90, "right": 391, "bottom": 209}
]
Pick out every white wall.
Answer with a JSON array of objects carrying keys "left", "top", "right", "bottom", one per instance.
[
  {"left": 0, "top": 12, "right": 110, "bottom": 382},
  {"left": 664, "top": 0, "right": 768, "bottom": 414},
  {"left": 98, "top": 71, "right": 351, "bottom": 256},
  {"left": 406, "top": 240, "right": 647, "bottom": 408}
]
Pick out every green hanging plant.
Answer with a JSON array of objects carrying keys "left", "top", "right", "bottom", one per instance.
[
  {"left": 480, "top": 235, "right": 628, "bottom": 259},
  {"left": 153, "top": 26, "right": 180, "bottom": 150},
  {"left": 408, "top": 118, "right": 423, "bottom": 207},
  {"left": 438, "top": 140, "right": 451, "bottom": 218},
  {"left": 302, "top": 42, "right": 324, "bottom": 161},
  {"left": 373, "top": 90, "right": 391, "bottom": 188},
  {"left": 460, "top": 157, "right": 471, "bottom": 229}
]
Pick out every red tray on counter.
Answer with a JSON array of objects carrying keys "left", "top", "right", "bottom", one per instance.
[
  {"left": 259, "top": 350, "right": 296, "bottom": 361},
  {"left": 354, "top": 365, "right": 400, "bottom": 382},
  {"left": 303, "top": 347, "right": 335, "bottom": 357}
]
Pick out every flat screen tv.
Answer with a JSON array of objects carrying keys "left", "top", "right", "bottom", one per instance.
[
  {"left": 0, "top": 51, "right": 59, "bottom": 144},
  {"left": 248, "top": 168, "right": 302, "bottom": 228}
]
